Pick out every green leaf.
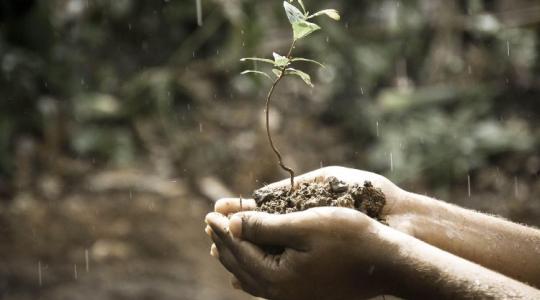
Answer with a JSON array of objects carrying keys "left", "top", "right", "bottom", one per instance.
[
  {"left": 241, "top": 70, "right": 273, "bottom": 80},
  {"left": 291, "top": 58, "right": 326, "bottom": 68},
  {"left": 290, "top": 0, "right": 307, "bottom": 14},
  {"left": 272, "top": 52, "right": 289, "bottom": 67},
  {"left": 292, "top": 20, "right": 320, "bottom": 40},
  {"left": 240, "top": 57, "right": 276, "bottom": 65},
  {"left": 308, "top": 9, "right": 341, "bottom": 21},
  {"left": 272, "top": 69, "right": 283, "bottom": 77},
  {"left": 283, "top": 1, "right": 305, "bottom": 24},
  {"left": 285, "top": 68, "right": 313, "bottom": 87}
]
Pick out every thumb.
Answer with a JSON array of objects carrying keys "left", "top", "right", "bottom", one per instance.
[{"left": 229, "top": 211, "right": 308, "bottom": 249}]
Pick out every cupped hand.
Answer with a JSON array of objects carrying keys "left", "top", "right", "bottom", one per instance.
[
  {"left": 205, "top": 207, "right": 396, "bottom": 300},
  {"left": 214, "top": 166, "right": 407, "bottom": 218}
]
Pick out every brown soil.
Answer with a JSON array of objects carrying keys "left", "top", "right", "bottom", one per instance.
[{"left": 253, "top": 176, "right": 386, "bottom": 221}]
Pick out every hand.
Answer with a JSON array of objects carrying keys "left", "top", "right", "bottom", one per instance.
[
  {"left": 215, "top": 166, "right": 408, "bottom": 220},
  {"left": 205, "top": 207, "right": 397, "bottom": 299}
]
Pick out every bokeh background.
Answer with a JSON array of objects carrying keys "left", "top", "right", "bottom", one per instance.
[{"left": 1, "top": 0, "right": 539, "bottom": 299}]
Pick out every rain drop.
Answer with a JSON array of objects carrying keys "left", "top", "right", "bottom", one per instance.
[
  {"left": 467, "top": 174, "right": 471, "bottom": 197},
  {"left": 514, "top": 176, "right": 519, "bottom": 197},
  {"left": 38, "top": 261, "right": 42, "bottom": 286},
  {"left": 196, "top": 0, "right": 203, "bottom": 26},
  {"left": 85, "top": 249, "right": 90, "bottom": 272}
]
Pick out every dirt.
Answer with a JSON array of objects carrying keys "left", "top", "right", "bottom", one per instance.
[
  {"left": 253, "top": 176, "right": 386, "bottom": 221},
  {"left": 0, "top": 169, "right": 251, "bottom": 300}
]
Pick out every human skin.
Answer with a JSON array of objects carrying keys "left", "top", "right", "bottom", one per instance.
[
  {"left": 205, "top": 208, "right": 540, "bottom": 299},
  {"left": 205, "top": 166, "right": 540, "bottom": 298},
  {"left": 213, "top": 166, "right": 540, "bottom": 288}
]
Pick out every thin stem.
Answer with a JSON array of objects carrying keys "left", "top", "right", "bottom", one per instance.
[{"left": 265, "top": 40, "right": 297, "bottom": 193}]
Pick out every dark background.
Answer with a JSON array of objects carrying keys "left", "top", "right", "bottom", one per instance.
[{"left": 1, "top": 0, "right": 539, "bottom": 299}]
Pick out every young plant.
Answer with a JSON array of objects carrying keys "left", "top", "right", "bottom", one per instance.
[{"left": 241, "top": 0, "right": 340, "bottom": 192}]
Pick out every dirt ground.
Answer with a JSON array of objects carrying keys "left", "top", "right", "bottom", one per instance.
[{"left": 0, "top": 168, "right": 252, "bottom": 300}]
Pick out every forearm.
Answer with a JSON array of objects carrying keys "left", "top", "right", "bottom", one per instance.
[
  {"left": 386, "top": 190, "right": 540, "bottom": 287},
  {"left": 377, "top": 224, "right": 540, "bottom": 299}
]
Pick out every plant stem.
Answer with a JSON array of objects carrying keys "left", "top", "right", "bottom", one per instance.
[{"left": 264, "top": 41, "right": 297, "bottom": 193}]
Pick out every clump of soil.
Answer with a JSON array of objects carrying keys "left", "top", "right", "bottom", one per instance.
[{"left": 253, "top": 176, "right": 386, "bottom": 221}]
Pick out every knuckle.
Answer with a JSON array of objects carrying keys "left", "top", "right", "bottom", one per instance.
[{"left": 249, "top": 217, "right": 264, "bottom": 236}]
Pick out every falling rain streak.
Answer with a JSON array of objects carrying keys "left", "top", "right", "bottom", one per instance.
[
  {"left": 196, "top": 0, "right": 203, "bottom": 26},
  {"left": 514, "top": 176, "right": 519, "bottom": 197},
  {"left": 74, "top": 264, "right": 78, "bottom": 280},
  {"left": 38, "top": 261, "right": 42, "bottom": 286},
  {"left": 85, "top": 249, "right": 90, "bottom": 272},
  {"left": 467, "top": 175, "right": 471, "bottom": 197}
]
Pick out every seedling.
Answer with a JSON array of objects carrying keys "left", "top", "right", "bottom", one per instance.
[{"left": 241, "top": 0, "right": 340, "bottom": 192}]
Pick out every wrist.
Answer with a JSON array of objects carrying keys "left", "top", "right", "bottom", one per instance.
[
  {"left": 349, "top": 220, "right": 410, "bottom": 296},
  {"left": 373, "top": 224, "right": 448, "bottom": 299},
  {"left": 367, "top": 222, "right": 419, "bottom": 297},
  {"left": 381, "top": 189, "right": 423, "bottom": 236}
]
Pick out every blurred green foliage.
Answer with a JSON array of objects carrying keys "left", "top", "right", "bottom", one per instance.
[{"left": 1, "top": 0, "right": 539, "bottom": 195}]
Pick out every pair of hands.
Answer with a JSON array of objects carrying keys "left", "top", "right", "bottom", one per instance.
[{"left": 205, "top": 166, "right": 409, "bottom": 299}]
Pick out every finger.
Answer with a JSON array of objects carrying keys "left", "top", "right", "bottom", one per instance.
[
  {"left": 205, "top": 212, "right": 231, "bottom": 241},
  {"left": 215, "top": 198, "right": 257, "bottom": 215},
  {"left": 210, "top": 243, "right": 219, "bottom": 258},
  {"left": 212, "top": 233, "right": 264, "bottom": 297},
  {"left": 229, "top": 211, "right": 308, "bottom": 249},
  {"left": 208, "top": 214, "right": 282, "bottom": 283}
]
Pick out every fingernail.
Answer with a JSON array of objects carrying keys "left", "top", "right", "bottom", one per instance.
[
  {"left": 210, "top": 244, "right": 218, "bottom": 258},
  {"left": 229, "top": 215, "right": 242, "bottom": 238},
  {"left": 205, "top": 225, "right": 212, "bottom": 236}
]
